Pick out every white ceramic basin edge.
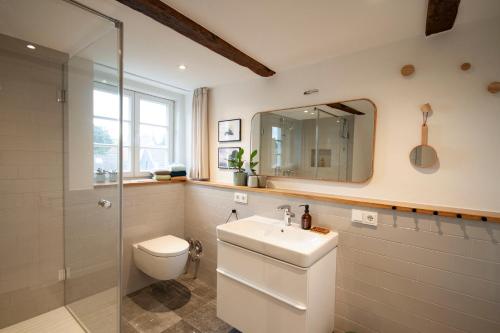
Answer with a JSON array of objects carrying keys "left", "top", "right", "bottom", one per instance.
[{"left": 216, "top": 215, "right": 338, "bottom": 267}]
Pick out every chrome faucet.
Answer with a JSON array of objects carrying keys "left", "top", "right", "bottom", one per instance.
[{"left": 277, "top": 204, "right": 295, "bottom": 226}]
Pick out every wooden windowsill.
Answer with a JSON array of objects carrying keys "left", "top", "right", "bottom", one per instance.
[
  {"left": 94, "top": 176, "right": 187, "bottom": 188},
  {"left": 187, "top": 180, "right": 500, "bottom": 223}
]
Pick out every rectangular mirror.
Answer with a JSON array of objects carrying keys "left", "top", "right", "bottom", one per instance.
[{"left": 251, "top": 99, "right": 376, "bottom": 183}]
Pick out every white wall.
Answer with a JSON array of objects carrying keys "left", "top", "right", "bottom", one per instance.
[
  {"left": 209, "top": 18, "right": 500, "bottom": 212},
  {"left": 66, "top": 57, "right": 94, "bottom": 190}
]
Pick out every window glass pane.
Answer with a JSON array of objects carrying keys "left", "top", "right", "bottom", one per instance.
[
  {"left": 94, "top": 119, "right": 131, "bottom": 146},
  {"left": 93, "top": 89, "right": 131, "bottom": 120},
  {"left": 94, "top": 145, "right": 117, "bottom": 172},
  {"left": 140, "top": 124, "right": 168, "bottom": 147},
  {"left": 140, "top": 99, "right": 168, "bottom": 125},
  {"left": 139, "top": 148, "right": 169, "bottom": 172},
  {"left": 123, "top": 147, "right": 131, "bottom": 173},
  {"left": 94, "top": 146, "right": 131, "bottom": 173}
]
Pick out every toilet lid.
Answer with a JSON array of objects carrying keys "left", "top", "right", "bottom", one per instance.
[{"left": 137, "top": 235, "right": 189, "bottom": 257}]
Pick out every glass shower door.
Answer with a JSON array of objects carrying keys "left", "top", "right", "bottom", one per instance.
[
  {"left": 315, "top": 109, "right": 352, "bottom": 181},
  {"left": 63, "top": 6, "right": 123, "bottom": 333},
  {"left": 0, "top": 0, "right": 122, "bottom": 331}
]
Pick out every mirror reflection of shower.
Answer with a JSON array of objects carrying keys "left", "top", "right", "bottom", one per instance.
[{"left": 252, "top": 99, "right": 375, "bottom": 183}]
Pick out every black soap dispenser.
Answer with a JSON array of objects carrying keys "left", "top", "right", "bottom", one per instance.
[{"left": 299, "top": 204, "right": 312, "bottom": 230}]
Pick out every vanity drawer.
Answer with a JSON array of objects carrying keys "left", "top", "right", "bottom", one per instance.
[
  {"left": 217, "top": 240, "right": 308, "bottom": 307},
  {"left": 217, "top": 270, "right": 307, "bottom": 333}
]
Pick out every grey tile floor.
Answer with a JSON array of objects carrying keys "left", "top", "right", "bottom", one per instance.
[{"left": 122, "top": 275, "right": 240, "bottom": 333}]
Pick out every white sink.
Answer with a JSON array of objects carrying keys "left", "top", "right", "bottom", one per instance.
[{"left": 216, "top": 215, "right": 338, "bottom": 267}]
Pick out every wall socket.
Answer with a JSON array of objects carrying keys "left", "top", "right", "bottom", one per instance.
[
  {"left": 233, "top": 192, "right": 248, "bottom": 204},
  {"left": 351, "top": 209, "right": 378, "bottom": 226}
]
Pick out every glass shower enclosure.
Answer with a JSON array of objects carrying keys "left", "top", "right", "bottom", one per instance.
[{"left": 0, "top": 0, "right": 123, "bottom": 331}]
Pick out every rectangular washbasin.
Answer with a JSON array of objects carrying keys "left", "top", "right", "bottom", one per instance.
[{"left": 216, "top": 215, "right": 338, "bottom": 268}]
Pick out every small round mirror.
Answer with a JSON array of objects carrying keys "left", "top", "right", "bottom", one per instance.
[{"left": 409, "top": 145, "right": 437, "bottom": 168}]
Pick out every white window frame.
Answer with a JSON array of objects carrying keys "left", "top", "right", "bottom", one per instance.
[
  {"left": 133, "top": 92, "right": 175, "bottom": 177},
  {"left": 93, "top": 83, "right": 175, "bottom": 178}
]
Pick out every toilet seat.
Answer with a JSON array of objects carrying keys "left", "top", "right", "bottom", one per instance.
[
  {"left": 137, "top": 235, "right": 189, "bottom": 257},
  {"left": 133, "top": 235, "right": 190, "bottom": 280}
]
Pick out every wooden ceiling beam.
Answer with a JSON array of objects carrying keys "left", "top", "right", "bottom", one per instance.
[
  {"left": 327, "top": 103, "right": 365, "bottom": 115},
  {"left": 115, "top": 0, "right": 275, "bottom": 77},
  {"left": 425, "top": 0, "right": 461, "bottom": 36}
]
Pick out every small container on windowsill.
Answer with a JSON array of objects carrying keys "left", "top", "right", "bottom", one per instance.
[
  {"left": 257, "top": 175, "right": 267, "bottom": 188},
  {"left": 95, "top": 174, "right": 106, "bottom": 183},
  {"left": 233, "top": 172, "right": 247, "bottom": 186},
  {"left": 108, "top": 171, "right": 118, "bottom": 182},
  {"left": 247, "top": 175, "right": 258, "bottom": 188}
]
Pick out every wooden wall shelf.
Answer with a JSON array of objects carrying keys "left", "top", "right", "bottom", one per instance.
[{"left": 188, "top": 180, "right": 500, "bottom": 223}]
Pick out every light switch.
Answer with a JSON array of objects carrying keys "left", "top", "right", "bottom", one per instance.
[{"left": 351, "top": 209, "right": 363, "bottom": 223}]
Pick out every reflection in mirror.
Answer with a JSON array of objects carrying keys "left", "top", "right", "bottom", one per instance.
[
  {"left": 251, "top": 99, "right": 376, "bottom": 183},
  {"left": 409, "top": 145, "right": 437, "bottom": 168}
]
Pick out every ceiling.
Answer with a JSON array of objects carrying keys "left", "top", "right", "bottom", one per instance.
[{"left": 1, "top": 0, "right": 499, "bottom": 91}]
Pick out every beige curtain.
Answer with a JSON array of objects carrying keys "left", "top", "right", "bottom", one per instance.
[{"left": 190, "top": 87, "right": 210, "bottom": 180}]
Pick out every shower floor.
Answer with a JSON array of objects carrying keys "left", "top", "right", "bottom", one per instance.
[
  {"left": 2, "top": 277, "right": 238, "bottom": 333},
  {"left": 123, "top": 275, "right": 239, "bottom": 333},
  {"left": 0, "top": 307, "right": 84, "bottom": 333}
]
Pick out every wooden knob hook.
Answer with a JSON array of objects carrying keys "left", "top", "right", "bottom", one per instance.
[
  {"left": 487, "top": 82, "right": 500, "bottom": 94},
  {"left": 401, "top": 64, "right": 415, "bottom": 77},
  {"left": 420, "top": 103, "right": 432, "bottom": 114},
  {"left": 460, "top": 63, "right": 471, "bottom": 71}
]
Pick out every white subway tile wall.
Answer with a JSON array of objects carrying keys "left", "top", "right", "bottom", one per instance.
[
  {"left": 185, "top": 184, "right": 500, "bottom": 333},
  {"left": 123, "top": 183, "right": 185, "bottom": 294},
  {"left": 0, "top": 50, "right": 64, "bottom": 327}
]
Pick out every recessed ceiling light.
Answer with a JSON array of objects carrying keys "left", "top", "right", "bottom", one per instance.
[
  {"left": 26, "top": 44, "right": 36, "bottom": 50},
  {"left": 178, "top": 64, "right": 187, "bottom": 70},
  {"left": 304, "top": 110, "right": 308, "bottom": 113}
]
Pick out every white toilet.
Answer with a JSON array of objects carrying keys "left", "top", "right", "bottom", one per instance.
[{"left": 133, "top": 235, "right": 189, "bottom": 280}]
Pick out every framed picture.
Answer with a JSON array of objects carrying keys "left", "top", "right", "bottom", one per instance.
[
  {"left": 218, "top": 147, "right": 240, "bottom": 169},
  {"left": 218, "top": 118, "right": 241, "bottom": 142}
]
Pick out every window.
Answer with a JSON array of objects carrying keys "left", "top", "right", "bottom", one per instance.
[{"left": 93, "top": 83, "right": 174, "bottom": 177}]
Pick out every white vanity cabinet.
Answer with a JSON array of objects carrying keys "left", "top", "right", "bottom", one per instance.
[{"left": 216, "top": 240, "right": 336, "bottom": 333}]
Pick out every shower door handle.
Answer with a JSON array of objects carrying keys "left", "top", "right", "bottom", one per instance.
[{"left": 97, "top": 199, "right": 112, "bottom": 209}]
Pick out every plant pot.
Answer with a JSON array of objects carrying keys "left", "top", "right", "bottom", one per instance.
[
  {"left": 95, "top": 174, "right": 106, "bottom": 183},
  {"left": 257, "top": 175, "right": 267, "bottom": 188},
  {"left": 233, "top": 172, "right": 247, "bottom": 186},
  {"left": 247, "top": 175, "right": 259, "bottom": 188},
  {"left": 108, "top": 174, "right": 118, "bottom": 182}
]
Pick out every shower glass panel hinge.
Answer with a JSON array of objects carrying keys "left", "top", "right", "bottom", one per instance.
[
  {"left": 57, "top": 89, "right": 66, "bottom": 103},
  {"left": 58, "top": 267, "right": 71, "bottom": 281}
]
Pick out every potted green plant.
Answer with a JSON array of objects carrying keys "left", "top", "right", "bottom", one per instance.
[
  {"left": 228, "top": 148, "right": 247, "bottom": 186},
  {"left": 247, "top": 149, "right": 259, "bottom": 187},
  {"left": 95, "top": 168, "right": 106, "bottom": 183},
  {"left": 249, "top": 149, "right": 259, "bottom": 175}
]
